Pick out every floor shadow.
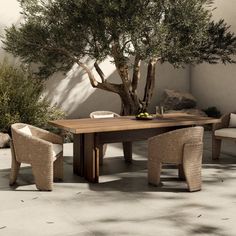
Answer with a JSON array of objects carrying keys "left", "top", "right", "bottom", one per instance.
[{"left": 89, "top": 176, "right": 189, "bottom": 193}]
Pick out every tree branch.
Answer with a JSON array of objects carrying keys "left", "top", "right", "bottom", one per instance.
[
  {"left": 73, "top": 59, "right": 99, "bottom": 87},
  {"left": 20, "top": 41, "right": 123, "bottom": 95},
  {"left": 94, "top": 61, "right": 105, "bottom": 83},
  {"left": 111, "top": 42, "right": 133, "bottom": 107},
  {"left": 131, "top": 55, "right": 141, "bottom": 93},
  {"left": 96, "top": 82, "right": 122, "bottom": 94},
  {"left": 142, "top": 58, "right": 159, "bottom": 111},
  {"left": 75, "top": 59, "right": 124, "bottom": 94},
  {"left": 111, "top": 42, "right": 130, "bottom": 85},
  {"left": 121, "top": 40, "right": 132, "bottom": 52},
  {"left": 45, "top": 45, "right": 123, "bottom": 94}
]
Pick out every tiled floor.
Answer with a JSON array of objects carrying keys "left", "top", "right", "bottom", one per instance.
[{"left": 0, "top": 132, "right": 236, "bottom": 236}]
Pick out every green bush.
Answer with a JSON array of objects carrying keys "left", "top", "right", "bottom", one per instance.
[
  {"left": 0, "top": 60, "right": 64, "bottom": 133},
  {"left": 203, "top": 106, "right": 222, "bottom": 118}
]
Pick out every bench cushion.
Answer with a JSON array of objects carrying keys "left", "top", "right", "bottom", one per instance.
[
  {"left": 229, "top": 113, "right": 236, "bottom": 127},
  {"left": 215, "top": 128, "right": 236, "bottom": 138},
  {"left": 18, "top": 125, "right": 32, "bottom": 136}
]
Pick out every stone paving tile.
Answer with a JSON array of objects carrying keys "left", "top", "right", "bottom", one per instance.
[{"left": 0, "top": 131, "right": 235, "bottom": 236}]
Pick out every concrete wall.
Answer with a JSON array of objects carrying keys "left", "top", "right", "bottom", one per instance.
[
  {"left": 0, "top": 1, "right": 21, "bottom": 67},
  {"left": 0, "top": 0, "right": 190, "bottom": 118},
  {"left": 44, "top": 61, "right": 189, "bottom": 118},
  {"left": 191, "top": 0, "right": 236, "bottom": 114}
]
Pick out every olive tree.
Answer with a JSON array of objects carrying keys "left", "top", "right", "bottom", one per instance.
[{"left": 3, "top": 0, "right": 236, "bottom": 115}]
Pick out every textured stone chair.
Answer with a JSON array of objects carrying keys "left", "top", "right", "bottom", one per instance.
[
  {"left": 212, "top": 112, "right": 236, "bottom": 160},
  {"left": 90, "top": 111, "right": 120, "bottom": 165},
  {"left": 148, "top": 127, "right": 204, "bottom": 192},
  {"left": 10, "top": 123, "right": 63, "bottom": 191}
]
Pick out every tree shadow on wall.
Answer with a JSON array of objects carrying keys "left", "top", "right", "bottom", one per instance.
[
  {"left": 44, "top": 58, "right": 152, "bottom": 118},
  {"left": 44, "top": 60, "right": 121, "bottom": 117},
  {"left": 0, "top": 15, "right": 24, "bottom": 63}
]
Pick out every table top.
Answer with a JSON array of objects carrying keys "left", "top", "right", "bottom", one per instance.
[{"left": 49, "top": 114, "right": 220, "bottom": 134}]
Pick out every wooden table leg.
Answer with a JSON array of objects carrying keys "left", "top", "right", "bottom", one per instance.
[
  {"left": 123, "top": 142, "right": 132, "bottom": 163},
  {"left": 84, "top": 133, "right": 99, "bottom": 183},
  {"left": 212, "top": 137, "right": 222, "bottom": 160},
  {"left": 73, "top": 134, "right": 84, "bottom": 176}
]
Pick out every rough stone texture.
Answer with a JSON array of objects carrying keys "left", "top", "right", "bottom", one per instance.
[
  {"left": 161, "top": 89, "right": 197, "bottom": 110},
  {"left": 0, "top": 133, "right": 10, "bottom": 148},
  {"left": 166, "top": 109, "right": 207, "bottom": 117}
]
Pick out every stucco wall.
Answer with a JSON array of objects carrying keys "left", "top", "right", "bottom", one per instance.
[
  {"left": 0, "top": 0, "right": 189, "bottom": 118},
  {"left": 0, "top": 0, "right": 21, "bottom": 61},
  {"left": 44, "top": 61, "right": 189, "bottom": 118},
  {"left": 191, "top": 0, "right": 236, "bottom": 114}
]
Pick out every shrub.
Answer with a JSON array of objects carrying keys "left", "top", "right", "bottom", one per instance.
[
  {"left": 0, "top": 60, "right": 64, "bottom": 133},
  {"left": 203, "top": 106, "right": 221, "bottom": 118}
]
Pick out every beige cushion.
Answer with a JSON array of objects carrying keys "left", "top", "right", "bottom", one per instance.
[
  {"left": 93, "top": 114, "right": 114, "bottom": 118},
  {"left": 229, "top": 113, "right": 236, "bottom": 127},
  {"left": 52, "top": 144, "right": 63, "bottom": 157},
  {"left": 215, "top": 128, "right": 236, "bottom": 138},
  {"left": 18, "top": 126, "right": 32, "bottom": 136}
]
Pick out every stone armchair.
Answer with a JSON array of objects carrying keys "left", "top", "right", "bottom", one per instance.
[
  {"left": 148, "top": 126, "right": 204, "bottom": 192},
  {"left": 10, "top": 123, "right": 63, "bottom": 191}
]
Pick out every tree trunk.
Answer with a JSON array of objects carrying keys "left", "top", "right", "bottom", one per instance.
[
  {"left": 113, "top": 59, "right": 157, "bottom": 115},
  {"left": 120, "top": 92, "right": 141, "bottom": 116},
  {"left": 142, "top": 58, "right": 157, "bottom": 112},
  {"left": 118, "top": 59, "right": 158, "bottom": 116},
  {"left": 83, "top": 45, "right": 158, "bottom": 116}
]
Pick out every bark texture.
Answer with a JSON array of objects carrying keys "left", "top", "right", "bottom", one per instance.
[{"left": 73, "top": 45, "right": 158, "bottom": 115}]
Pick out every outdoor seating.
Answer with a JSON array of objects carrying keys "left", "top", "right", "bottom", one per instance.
[
  {"left": 147, "top": 126, "right": 204, "bottom": 192},
  {"left": 212, "top": 112, "right": 236, "bottom": 159},
  {"left": 90, "top": 111, "right": 120, "bottom": 119},
  {"left": 10, "top": 123, "right": 63, "bottom": 191},
  {"left": 90, "top": 111, "right": 120, "bottom": 165},
  {"left": 50, "top": 116, "right": 216, "bottom": 183}
]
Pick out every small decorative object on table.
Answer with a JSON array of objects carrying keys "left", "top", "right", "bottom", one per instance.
[
  {"left": 136, "top": 112, "right": 153, "bottom": 120},
  {"left": 156, "top": 106, "right": 164, "bottom": 117}
]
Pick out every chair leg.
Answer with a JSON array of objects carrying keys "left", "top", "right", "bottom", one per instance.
[
  {"left": 54, "top": 153, "right": 64, "bottom": 181},
  {"left": 31, "top": 162, "right": 53, "bottom": 191},
  {"left": 212, "top": 137, "right": 222, "bottom": 160},
  {"left": 183, "top": 142, "right": 203, "bottom": 192},
  {"left": 148, "top": 161, "right": 162, "bottom": 186},
  {"left": 9, "top": 141, "right": 21, "bottom": 186}
]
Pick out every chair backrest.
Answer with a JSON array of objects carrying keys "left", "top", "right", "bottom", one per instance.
[
  {"left": 90, "top": 111, "right": 120, "bottom": 119},
  {"left": 219, "top": 111, "right": 236, "bottom": 128},
  {"left": 148, "top": 126, "right": 204, "bottom": 163},
  {"left": 11, "top": 123, "right": 28, "bottom": 162},
  {"left": 11, "top": 123, "right": 38, "bottom": 163},
  {"left": 11, "top": 123, "right": 34, "bottom": 138}
]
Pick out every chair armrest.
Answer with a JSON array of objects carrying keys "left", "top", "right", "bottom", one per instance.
[
  {"left": 183, "top": 142, "right": 203, "bottom": 161},
  {"left": 29, "top": 125, "right": 63, "bottom": 144},
  {"left": 12, "top": 132, "right": 55, "bottom": 163},
  {"left": 213, "top": 113, "right": 230, "bottom": 131},
  {"left": 148, "top": 127, "right": 203, "bottom": 163},
  {"left": 183, "top": 141, "right": 203, "bottom": 191}
]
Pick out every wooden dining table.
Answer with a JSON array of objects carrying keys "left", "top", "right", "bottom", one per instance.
[{"left": 49, "top": 114, "right": 220, "bottom": 183}]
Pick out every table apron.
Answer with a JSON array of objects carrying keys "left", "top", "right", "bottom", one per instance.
[{"left": 96, "top": 126, "right": 185, "bottom": 144}]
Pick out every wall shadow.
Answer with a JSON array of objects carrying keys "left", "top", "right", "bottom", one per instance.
[{"left": 44, "top": 60, "right": 189, "bottom": 118}]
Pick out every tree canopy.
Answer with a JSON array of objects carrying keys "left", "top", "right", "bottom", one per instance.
[{"left": 3, "top": 0, "right": 236, "bottom": 114}]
